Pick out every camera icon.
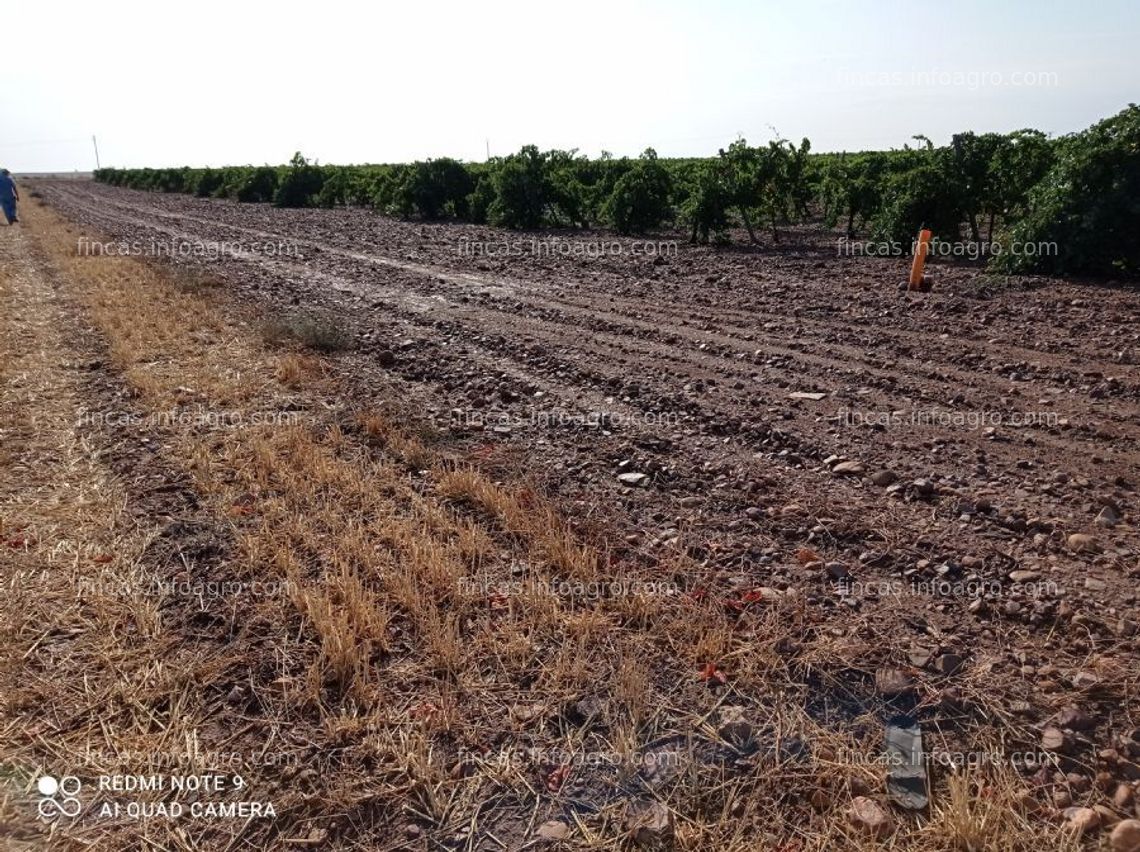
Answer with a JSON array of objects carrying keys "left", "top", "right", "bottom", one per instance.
[{"left": 37, "top": 776, "right": 82, "bottom": 820}]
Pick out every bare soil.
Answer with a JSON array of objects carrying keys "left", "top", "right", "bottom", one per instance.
[
  {"left": 37, "top": 181, "right": 1140, "bottom": 601},
  {"left": 3, "top": 180, "right": 1138, "bottom": 850}
]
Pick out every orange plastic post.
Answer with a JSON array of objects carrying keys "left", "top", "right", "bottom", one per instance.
[{"left": 909, "top": 229, "right": 932, "bottom": 290}]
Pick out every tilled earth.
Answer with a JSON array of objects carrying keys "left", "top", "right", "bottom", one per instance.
[{"left": 31, "top": 180, "right": 1140, "bottom": 835}]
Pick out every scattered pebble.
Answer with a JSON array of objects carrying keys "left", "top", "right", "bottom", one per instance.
[
  {"left": 1112, "top": 819, "right": 1140, "bottom": 852},
  {"left": 934, "top": 653, "right": 963, "bottom": 676},
  {"left": 1065, "top": 806, "right": 1101, "bottom": 836},
  {"left": 847, "top": 796, "right": 893, "bottom": 839},
  {"left": 617, "top": 472, "right": 650, "bottom": 488},
  {"left": 912, "top": 479, "right": 936, "bottom": 498},
  {"left": 1097, "top": 505, "right": 1122, "bottom": 527},
  {"left": 1055, "top": 706, "right": 1095, "bottom": 730},
  {"left": 1068, "top": 533, "right": 1101, "bottom": 553},
  {"left": 625, "top": 800, "right": 673, "bottom": 848},
  {"left": 875, "top": 668, "right": 914, "bottom": 697},
  {"left": 1041, "top": 727, "right": 1072, "bottom": 754},
  {"left": 535, "top": 820, "right": 570, "bottom": 841}
]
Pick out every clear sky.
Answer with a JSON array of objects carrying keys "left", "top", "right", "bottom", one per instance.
[{"left": 3, "top": 0, "right": 1137, "bottom": 172}]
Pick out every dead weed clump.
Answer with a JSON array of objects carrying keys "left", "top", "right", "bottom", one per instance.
[{"left": 261, "top": 311, "right": 354, "bottom": 353}]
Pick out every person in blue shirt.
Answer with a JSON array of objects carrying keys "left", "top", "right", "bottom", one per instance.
[{"left": 0, "top": 169, "right": 19, "bottom": 224}]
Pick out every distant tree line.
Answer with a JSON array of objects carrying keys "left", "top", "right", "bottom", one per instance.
[{"left": 94, "top": 105, "right": 1140, "bottom": 276}]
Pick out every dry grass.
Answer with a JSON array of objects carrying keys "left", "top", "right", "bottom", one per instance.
[{"left": 0, "top": 197, "right": 1123, "bottom": 850}]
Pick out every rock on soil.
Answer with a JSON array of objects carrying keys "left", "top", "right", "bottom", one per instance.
[
  {"left": 934, "top": 653, "right": 963, "bottom": 675},
  {"left": 1067, "top": 533, "right": 1101, "bottom": 553},
  {"left": 1065, "top": 806, "right": 1101, "bottom": 836},
  {"left": 617, "top": 472, "right": 651, "bottom": 487},
  {"left": 875, "top": 667, "right": 914, "bottom": 697},
  {"left": 846, "top": 796, "right": 893, "bottom": 839},
  {"left": 535, "top": 820, "right": 571, "bottom": 841},
  {"left": 1097, "top": 505, "right": 1122, "bottom": 527},
  {"left": 1041, "top": 727, "right": 1073, "bottom": 754},
  {"left": 1055, "top": 706, "right": 1095, "bottom": 730},
  {"left": 716, "top": 705, "right": 753, "bottom": 745},
  {"left": 1112, "top": 820, "right": 1140, "bottom": 852},
  {"left": 1114, "top": 784, "right": 1135, "bottom": 810},
  {"left": 912, "top": 478, "right": 936, "bottom": 497},
  {"left": 625, "top": 800, "right": 674, "bottom": 848}
]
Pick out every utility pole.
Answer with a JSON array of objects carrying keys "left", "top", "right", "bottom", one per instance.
[
  {"left": 92, "top": 135, "right": 101, "bottom": 170},
  {"left": 485, "top": 138, "right": 490, "bottom": 161}
]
